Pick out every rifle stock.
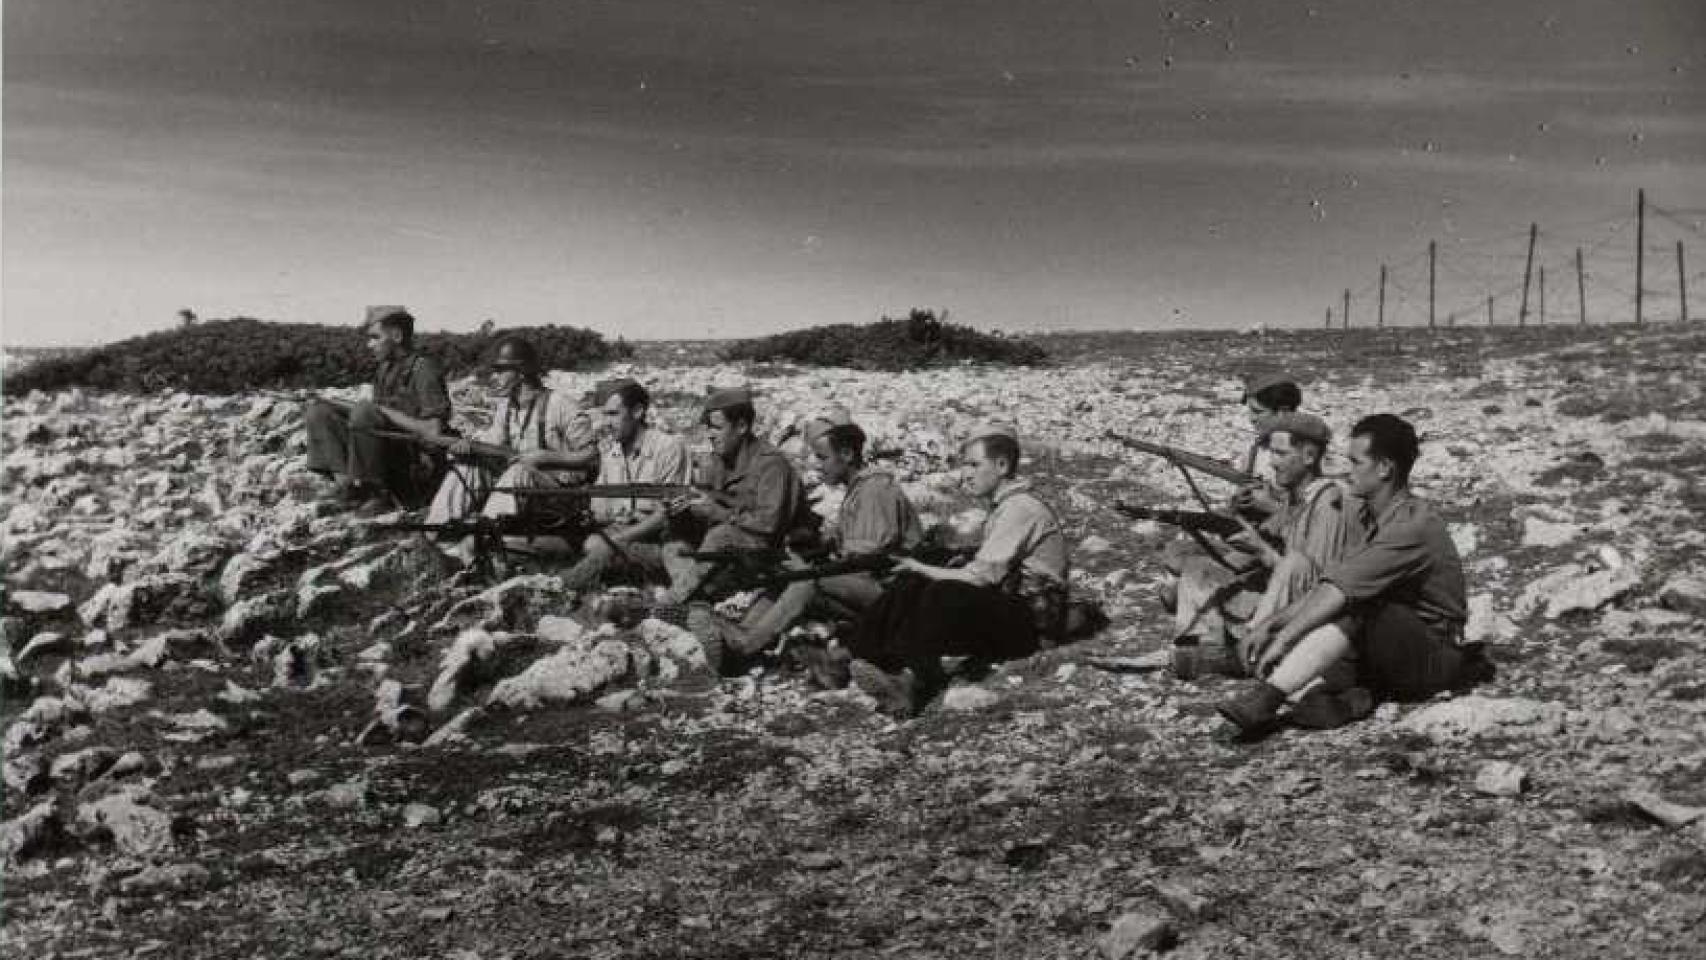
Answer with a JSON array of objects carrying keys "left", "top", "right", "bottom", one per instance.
[{"left": 1104, "top": 431, "right": 1256, "bottom": 486}]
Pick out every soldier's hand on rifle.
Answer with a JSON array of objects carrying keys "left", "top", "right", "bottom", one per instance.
[
  {"left": 1232, "top": 482, "right": 1280, "bottom": 519},
  {"left": 1225, "top": 517, "right": 1280, "bottom": 567}
]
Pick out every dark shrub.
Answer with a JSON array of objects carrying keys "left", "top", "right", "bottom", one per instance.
[
  {"left": 3, "top": 318, "right": 633, "bottom": 396},
  {"left": 719, "top": 310, "right": 1047, "bottom": 371}
]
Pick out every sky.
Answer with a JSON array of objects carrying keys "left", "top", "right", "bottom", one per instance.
[{"left": 5, "top": 0, "right": 1704, "bottom": 346}]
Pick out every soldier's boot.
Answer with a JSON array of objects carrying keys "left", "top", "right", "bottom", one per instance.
[{"left": 1216, "top": 681, "right": 1287, "bottom": 740}]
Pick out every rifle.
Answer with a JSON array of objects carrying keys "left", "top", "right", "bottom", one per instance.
[
  {"left": 363, "top": 427, "right": 518, "bottom": 463},
  {"left": 1103, "top": 432, "right": 1257, "bottom": 487},
  {"left": 491, "top": 483, "right": 699, "bottom": 502},
  {"left": 749, "top": 543, "right": 972, "bottom": 589},
  {"left": 1112, "top": 501, "right": 1245, "bottom": 538}
]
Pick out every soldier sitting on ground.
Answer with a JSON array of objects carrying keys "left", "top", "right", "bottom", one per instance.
[
  {"left": 828, "top": 422, "right": 1069, "bottom": 716},
  {"left": 557, "top": 378, "right": 692, "bottom": 592},
  {"left": 1159, "top": 371, "right": 1308, "bottom": 661},
  {"left": 1217, "top": 413, "right": 1494, "bottom": 737},
  {"left": 303, "top": 306, "right": 452, "bottom": 513},
  {"left": 662, "top": 387, "right": 808, "bottom": 612},
  {"left": 714, "top": 412, "right": 925, "bottom": 678},
  {"left": 422, "top": 335, "right": 601, "bottom": 563},
  {"left": 1172, "top": 412, "right": 1354, "bottom": 677}
]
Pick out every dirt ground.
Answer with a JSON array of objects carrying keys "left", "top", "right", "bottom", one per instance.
[{"left": 4, "top": 324, "right": 1704, "bottom": 959}]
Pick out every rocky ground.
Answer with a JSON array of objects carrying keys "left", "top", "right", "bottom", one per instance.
[{"left": 3, "top": 325, "right": 1705, "bottom": 959}]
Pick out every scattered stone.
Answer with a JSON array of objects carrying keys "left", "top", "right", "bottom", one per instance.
[
  {"left": 1624, "top": 790, "right": 1706, "bottom": 829},
  {"left": 402, "top": 803, "right": 442, "bottom": 828},
  {"left": 77, "top": 790, "right": 174, "bottom": 856},
  {"left": 1401, "top": 696, "right": 1567, "bottom": 741},
  {"left": 941, "top": 685, "right": 1001, "bottom": 713},
  {"left": 9, "top": 590, "right": 73, "bottom": 615},
  {"left": 1474, "top": 761, "right": 1529, "bottom": 797},
  {"left": 287, "top": 769, "right": 323, "bottom": 787},
  {"left": 487, "top": 637, "right": 634, "bottom": 711},
  {"left": 3, "top": 753, "right": 48, "bottom": 795},
  {"left": 118, "top": 863, "right": 211, "bottom": 895},
  {"left": 108, "top": 752, "right": 151, "bottom": 779},
  {"left": 73, "top": 676, "right": 154, "bottom": 714},
  {"left": 1520, "top": 517, "right": 1583, "bottom": 549},
  {"left": 1099, "top": 906, "right": 1177, "bottom": 959},
  {"left": 1151, "top": 880, "right": 1210, "bottom": 921},
  {"left": 49, "top": 747, "right": 119, "bottom": 787},
  {"left": 1657, "top": 575, "right": 1706, "bottom": 617},
  {"left": 321, "top": 777, "right": 368, "bottom": 810},
  {"left": 1, "top": 801, "right": 64, "bottom": 862},
  {"left": 1079, "top": 535, "right": 1113, "bottom": 554},
  {"left": 423, "top": 706, "right": 486, "bottom": 746}
]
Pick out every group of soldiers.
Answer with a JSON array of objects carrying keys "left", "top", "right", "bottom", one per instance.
[{"left": 303, "top": 307, "right": 1491, "bottom": 731}]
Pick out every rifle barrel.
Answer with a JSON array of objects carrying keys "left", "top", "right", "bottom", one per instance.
[
  {"left": 362, "top": 427, "right": 516, "bottom": 461},
  {"left": 492, "top": 483, "right": 697, "bottom": 499},
  {"left": 1104, "top": 431, "right": 1256, "bottom": 486}
]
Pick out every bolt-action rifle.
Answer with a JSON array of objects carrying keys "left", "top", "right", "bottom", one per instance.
[
  {"left": 1112, "top": 501, "right": 1246, "bottom": 538},
  {"left": 1103, "top": 431, "right": 1258, "bottom": 487}
]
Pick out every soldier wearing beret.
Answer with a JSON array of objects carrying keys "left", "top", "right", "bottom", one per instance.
[
  {"left": 832, "top": 422, "right": 1069, "bottom": 716},
  {"left": 1219, "top": 413, "right": 1492, "bottom": 736},
  {"left": 1172, "top": 412, "right": 1354, "bottom": 676},
  {"left": 660, "top": 386, "right": 808, "bottom": 604},
  {"left": 304, "top": 306, "right": 452, "bottom": 512}
]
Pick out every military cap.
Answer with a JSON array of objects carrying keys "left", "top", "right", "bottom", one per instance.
[
  {"left": 364, "top": 305, "right": 411, "bottom": 326},
  {"left": 701, "top": 385, "right": 755, "bottom": 419},
  {"left": 1259, "top": 412, "right": 1332, "bottom": 447},
  {"left": 594, "top": 376, "right": 642, "bottom": 402},
  {"left": 1240, "top": 371, "right": 1299, "bottom": 402},
  {"left": 802, "top": 405, "right": 855, "bottom": 446},
  {"left": 962, "top": 421, "right": 1019, "bottom": 447}
]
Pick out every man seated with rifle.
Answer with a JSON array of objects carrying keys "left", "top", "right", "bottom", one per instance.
[
  {"left": 555, "top": 378, "right": 692, "bottom": 591},
  {"left": 709, "top": 411, "right": 925, "bottom": 677},
  {"left": 420, "top": 335, "right": 601, "bottom": 563},
  {"left": 304, "top": 306, "right": 453, "bottom": 513},
  {"left": 828, "top": 422, "right": 1069, "bottom": 716},
  {"left": 1124, "top": 372, "right": 1307, "bottom": 672},
  {"left": 1218, "top": 414, "right": 1493, "bottom": 737},
  {"left": 660, "top": 386, "right": 808, "bottom": 609},
  {"left": 1124, "top": 412, "right": 1353, "bottom": 677}
]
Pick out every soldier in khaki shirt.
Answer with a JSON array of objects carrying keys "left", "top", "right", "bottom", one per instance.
[
  {"left": 1218, "top": 413, "right": 1491, "bottom": 737},
  {"left": 842, "top": 422, "right": 1069, "bottom": 716}
]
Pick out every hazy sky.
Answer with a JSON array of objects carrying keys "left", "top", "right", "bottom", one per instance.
[{"left": 6, "top": 0, "right": 1704, "bottom": 345}]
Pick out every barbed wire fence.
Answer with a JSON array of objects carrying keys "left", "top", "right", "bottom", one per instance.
[{"left": 1324, "top": 190, "right": 1701, "bottom": 330}]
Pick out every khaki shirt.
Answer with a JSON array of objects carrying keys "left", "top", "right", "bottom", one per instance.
[
  {"left": 591, "top": 426, "right": 691, "bottom": 522},
  {"left": 1323, "top": 490, "right": 1468, "bottom": 628},
  {"left": 479, "top": 390, "right": 595, "bottom": 456},
  {"left": 837, "top": 468, "right": 924, "bottom": 556},
  {"left": 374, "top": 352, "right": 451, "bottom": 424},
  {"left": 966, "top": 479, "right": 1068, "bottom": 590},
  {"left": 701, "top": 437, "right": 805, "bottom": 546},
  {"left": 1262, "top": 476, "right": 1354, "bottom": 568}
]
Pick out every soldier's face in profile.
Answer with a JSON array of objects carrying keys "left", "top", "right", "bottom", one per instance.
[
  {"left": 1268, "top": 432, "right": 1307, "bottom": 488},
  {"left": 1346, "top": 436, "right": 1386, "bottom": 497},
  {"left": 366, "top": 325, "right": 401, "bottom": 362},
  {"left": 1244, "top": 397, "right": 1273, "bottom": 426},
  {"left": 961, "top": 442, "right": 1004, "bottom": 498},
  {"left": 706, "top": 411, "right": 747, "bottom": 460},
  {"left": 812, "top": 437, "right": 850, "bottom": 484}
]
